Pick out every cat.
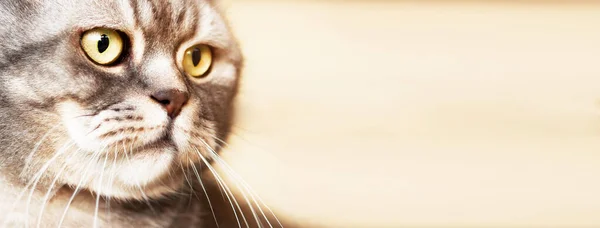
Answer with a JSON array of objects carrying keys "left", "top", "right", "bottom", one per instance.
[{"left": 0, "top": 0, "right": 284, "bottom": 227}]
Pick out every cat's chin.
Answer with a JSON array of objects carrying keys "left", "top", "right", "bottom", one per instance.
[
  {"left": 54, "top": 98, "right": 218, "bottom": 200},
  {"left": 65, "top": 144, "right": 187, "bottom": 200}
]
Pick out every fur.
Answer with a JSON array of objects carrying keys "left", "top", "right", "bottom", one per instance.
[{"left": 0, "top": 0, "right": 278, "bottom": 227}]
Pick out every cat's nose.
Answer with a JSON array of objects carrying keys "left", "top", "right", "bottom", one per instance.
[{"left": 150, "top": 89, "right": 189, "bottom": 118}]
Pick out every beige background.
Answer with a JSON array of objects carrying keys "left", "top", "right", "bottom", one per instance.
[{"left": 214, "top": 1, "right": 600, "bottom": 227}]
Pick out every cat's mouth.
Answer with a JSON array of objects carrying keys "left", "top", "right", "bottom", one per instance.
[
  {"left": 136, "top": 133, "right": 177, "bottom": 153},
  {"left": 86, "top": 124, "right": 187, "bottom": 198},
  {"left": 57, "top": 100, "right": 212, "bottom": 199}
]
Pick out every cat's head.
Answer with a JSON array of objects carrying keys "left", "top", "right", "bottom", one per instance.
[{"left": 0, "top": 0, "right": 242, "bottom": 200}]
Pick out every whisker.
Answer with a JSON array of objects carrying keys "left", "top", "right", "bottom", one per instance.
[
  {"left": 221, "top": 161, "right": 282, "bottom": 228},
  {"left": 197, "top": 143, "right": 264, "bottom": 228},
  {"left": 203, "top": 158, "right": 227, "bottom": 201},
  {"left": 207, "top": 133, "right": 284, "bottom": 227},
  {"left": 85, "top": 123, "right": 102, "bottom": 136},
  {"left": 193, "top": 148, "right": 248, "bottom": 228},
  {"left": 200, "top": 137, "right": 283, "bottom": 228},
  {"left": 24, "top": 124, "right": 63, "bottom": 167},
  {"left": 188, "top": 158, "right": 220, "bottom": 228},
  {"left": 24, "top": 140, "right": 75, "bottom": 228},
  {"left": 105, "top": 146, "right": 119, "bottom": 222},
  {"left": 1, "top": 125, "right": 62, "bottom": 228},
  {"left": 93, "top": 152, "right": 110, "bottom": 228},
  {"left": 9, "top": 126, "right": 64, "bottom": 216},
  {"left": 35, "top": 148, "right": 79, "bottom": 228},
  {"left": 57, "top": 145, "right": 105, "bottom": 228},
  {"left": 178, "top": 158, "right": 198, "bottom": 207},
  {"left": 72, "top": 112, "right": 98, "bottom": 119},
  {"left": 121, "top": 138, "right": 156, "bottom": 214}
]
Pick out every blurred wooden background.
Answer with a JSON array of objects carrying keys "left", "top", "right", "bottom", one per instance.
[{"left": 214, "top": 1, "right": 600, "bottom": 227}]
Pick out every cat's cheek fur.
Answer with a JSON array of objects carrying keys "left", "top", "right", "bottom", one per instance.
[
  {"left": 57, "top": 98, "right": 170, "bottom": 153},
  {"left": 0, "top": 0, "right": 244, "bottom": 225},
  {"left": 55, "top": 99, "right": 186, "bottom": 199},
  {"left": 171, "top": 97, "right": 218, "bottom": 158}
]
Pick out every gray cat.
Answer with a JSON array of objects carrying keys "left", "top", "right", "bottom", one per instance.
[{"left": 0, "top": 0, "right": 281, "bottom": 227}]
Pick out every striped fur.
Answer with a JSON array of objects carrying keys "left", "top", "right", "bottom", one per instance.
[{"left": 0, "top": 0, "right": 274, "bottom": 227}]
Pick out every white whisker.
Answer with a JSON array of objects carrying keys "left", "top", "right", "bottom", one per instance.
[
  {"left": 198, "top": 143, "right": 263, "bottom": 228},
  {"left": 193, "top": 147, "right": 248, "bottom": 228},
  {"left": 35, "top": 148, "right": 79, "bottom": 228},
  {"left": 93, "top": 153, "right": 110, "bottom": 228},
  {"left": 188, "top": 158, "right": 219, "bottom": 228},
  {"left": 11, "top": 141, "right": 70, "bottom": 219},
  {"left": 208, "top": 134, "right": 284, "bottom": 227},
  {"left": 24, "top": 140, "right": 75, "bottom": 228},
  {"left": 105, "top": 146, "right": 119, "bottom": 222},
  {"left": 24, "top": 124, "right": 63, "bottom": 168},
  {"left": 121, "top": 138, "right": 156, "bottom": 214},
  {"left": 57, "top": 146, "right": 104, "bottom": 228},
  {"left": 178, "top": 158, "right": 198, "bottom": 207},
  {"left": 201, "top": 137, "right": 283, "bottom": 228}
]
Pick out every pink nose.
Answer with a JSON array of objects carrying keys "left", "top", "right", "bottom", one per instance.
[{"left": 150, "top": 89, "right": 189, "bottom": 118}]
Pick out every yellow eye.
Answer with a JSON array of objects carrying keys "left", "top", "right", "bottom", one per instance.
[
  {"left": 81, "top": 28, "right": 124, "bottom": 65},
  {"left": 182, "top": 45, "right": 213, "bottom": 78}
]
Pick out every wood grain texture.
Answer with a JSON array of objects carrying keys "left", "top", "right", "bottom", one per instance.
[{"left": 215, "top": 1, "right": 600, "bottom": 227}]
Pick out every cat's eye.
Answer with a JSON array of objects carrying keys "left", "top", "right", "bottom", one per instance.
[
  {"left": 80, "top": 28, "right": 124, "bottom": 65},
  {"left": 182, "top": 44, "right": 213, "bottom": 78}
]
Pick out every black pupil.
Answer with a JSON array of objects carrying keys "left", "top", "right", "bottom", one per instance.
[
  {"left": 191, "top": 48, "right": 201, "bottom": 67},
  {"left": 98, "top": 34, "right": 110, "bottom": 53}
]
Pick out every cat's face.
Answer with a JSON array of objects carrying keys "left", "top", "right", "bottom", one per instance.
[{"left": 0, "top": 0, "right": 241, "bottom": 199}]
